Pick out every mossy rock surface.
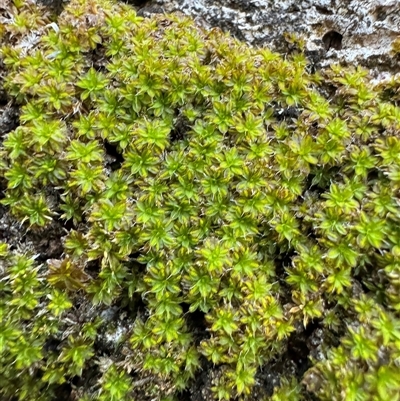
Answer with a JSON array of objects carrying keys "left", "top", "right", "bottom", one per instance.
[{"left": 0, "top": 1, "right": 400, "bottom": 400}]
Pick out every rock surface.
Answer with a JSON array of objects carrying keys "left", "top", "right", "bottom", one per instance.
[{"left": 138, "top": 0, "right": 400, "bottom": 75}]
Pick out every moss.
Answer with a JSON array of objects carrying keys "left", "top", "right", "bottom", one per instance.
[{"left": 0, "top": 0, "right": 400, "bottom": 400}]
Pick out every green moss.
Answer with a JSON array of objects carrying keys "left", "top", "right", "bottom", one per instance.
[{"left": 1, "top": 0, "right": 400, "bottom": 400}]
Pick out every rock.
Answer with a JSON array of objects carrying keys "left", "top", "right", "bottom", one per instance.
[
  {"left": 0, "top": 104, "right": 19, "bottom": 136},
  {"left": 138, "top": 0, "right": 400, "bottom": 75}
]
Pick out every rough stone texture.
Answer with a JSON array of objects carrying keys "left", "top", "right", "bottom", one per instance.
[{"left": 138, "top": 0, "right": 400, "bottom": 76}]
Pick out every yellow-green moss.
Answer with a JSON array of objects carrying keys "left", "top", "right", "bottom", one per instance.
[{"left": 0, "top": 0, "right": 400, "bottom": 400}]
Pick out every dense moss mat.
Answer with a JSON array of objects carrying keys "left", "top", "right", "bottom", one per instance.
[{"left": 1, "top": 0, "right": 400, "bottom": 400}]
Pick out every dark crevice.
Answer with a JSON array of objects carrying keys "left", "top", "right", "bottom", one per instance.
[
  {"left": 132, "top": 294, "right": 150, "bottom": 322},
  {"left": 89, "top": 44, "right": 108, "bottom": 70},
  {"left": 60, "top": 217, "right": 77, "bottom": 232},
  {"left": 177, "top": 388, "right": 191, "bottom": 401},
  {"left": 53, "top": 382, "right": 72, "bottom": 401},
  {"left": 315, "top": 5, "right": 333, "bottom": 15},
  {"left": 104, "top": 141, "right": 124, "bottom": 170},
  {"left": 256, "top": 322, "right": 322, "bottom": 397},
  {"left": 183, "top": 304, "right": 209, "bottom": 345},
  {"left": 44, "top": 337, "right": 61, "bottom": 353},
  {"left": 322, "top": 30, "right": 343, "bottom": 51},
  {"left": 322, "top": 83, "right": 339, "bottom": 100},
  {"left": 170, "top": 114, "right": 191, "bottom": 143},
  {"left": 70, "top": 365, "right": 100, "bottom": 389},
  {"left": 124, "top": 0, "right": 150, "bottom": 6},
  {"left": 85, "top": 259, "right": 102, "bottom": 279},
  {"left": 274, "top": 106, "right": 300, "bottom": 121},
  {"left": 300, "top": 219, "right": 318, "bottom": 242},
  {"left": 0, "top": 180, "right": 6, "bottom": 199},
  {"left": 286, "top": 320, "right": 320, "bottom": 378},
  {"left": 305, "top": 166, "right": 341, "bottom": 195},
  {"left": 37, "top": 0, "right": 67, "bottom": 15},
  {"left": 28, "top": 224, "right": 65, "bottom": 262},
  {"left": 374, "top": 6, "right": 388, "bottom": 21},
  {"left": 255, "top": 362, "right": 283, "bottom": 398},
  {"left": 129, "top": 251, "right": 144, "bottom": 263},
  {"left": 366, "top": 168, "right": 381, "bottom": 183},
  {"left": 120, "top": 291, "right": 144, "bottom": 317},
  {"left": 275, "top": 248, "right": 296, "bottom": 278},
  {"left": 176, "top": 359, "right": 213, "bottom": 401},
  {"left": 274, "top": 249, "right": 296, "bottom": 306}
]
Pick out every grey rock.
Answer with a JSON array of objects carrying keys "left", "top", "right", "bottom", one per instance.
[
  {"left": 138, "top": 0, "right": 400, "bottom": 75},
  {"left": 0, "top": 105, "right": 19, "bottom": 136}
]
